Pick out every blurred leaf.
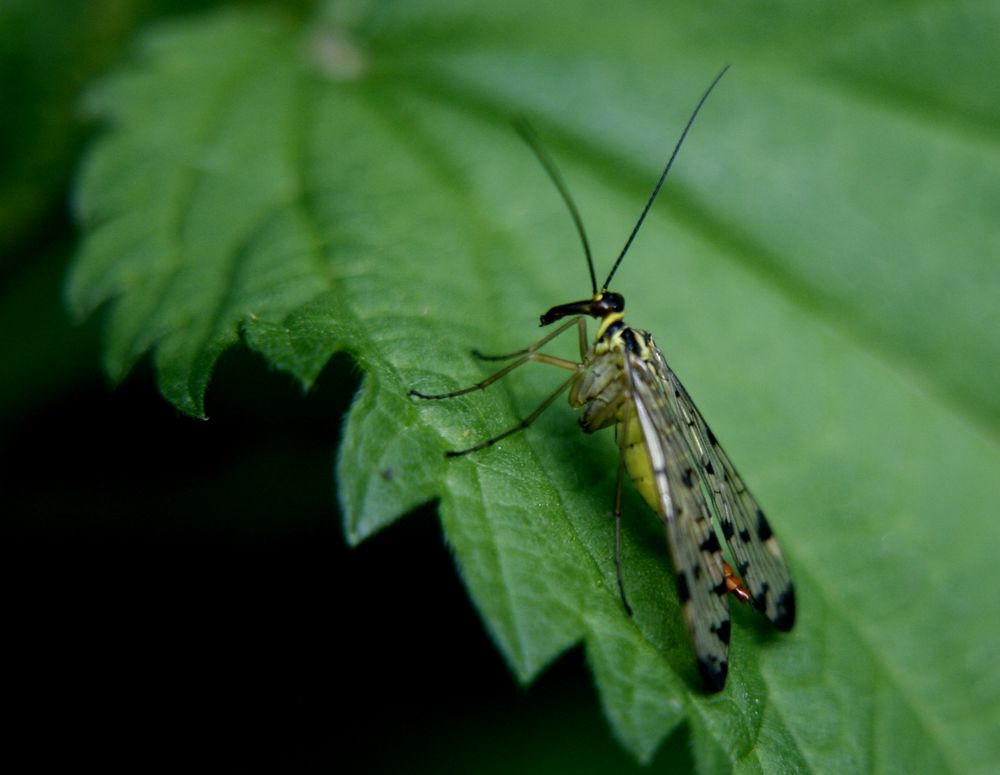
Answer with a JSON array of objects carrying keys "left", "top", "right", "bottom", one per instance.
[
  {"left": 0, "top": 0, "right": 314, "bottom": 259},
  {"left": 0, "top": 0, "right": 126, "bottom": 257},
  {"left": 68, "top": 2, "right": 1000, "bottom": 771}
]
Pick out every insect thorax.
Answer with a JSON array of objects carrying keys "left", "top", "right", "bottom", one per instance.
[
  {"left": 572, "top": 323, "right": 651, "bottom": 433},
  {"left": 569, "top": 324, "right": 664, "bottom": 516}
]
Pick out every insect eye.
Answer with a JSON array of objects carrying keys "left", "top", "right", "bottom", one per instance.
[{"left": 599, "top": 292, "right": 624, "bottom": 314}]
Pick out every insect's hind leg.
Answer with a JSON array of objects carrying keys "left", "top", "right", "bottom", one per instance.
[{"left": 613, "top": 400, "right": 635, "bottom": 616}]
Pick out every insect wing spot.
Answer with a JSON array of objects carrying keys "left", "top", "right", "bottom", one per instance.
[
  {"left": 698, "top": 656, "right": 728, "bottom": 694},
  {"left": 699, "top": 531, "right": 721, "bottom": 554},
  {"left": 675, "top": 572, "right": 692, "bottom": 603},
  {"left": 751, "top": 583, "right": 771, "bottom": 615},
  {"left": 756, "top": 509, "right": 773, "bottom": 542},
  {"left": 712, "top": 618, "right": 732, "bottom": 646},
  {"left": 772, "top": 586, "right": 796, "bottom": 631}
]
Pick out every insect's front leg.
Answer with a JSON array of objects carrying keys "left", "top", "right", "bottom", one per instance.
[
  {"left": 409, "top": 316, "right": 589, "bottom": 457},
  {"left": 470, "top": 316, "right": 588, "bottom": 362},
  {"left": 409, "top": 316, "right": 585, "bottom": 400}
]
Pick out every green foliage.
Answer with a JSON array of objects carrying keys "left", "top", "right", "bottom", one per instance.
[{"left": 68, "top": 2, "right": 1000, "bottom": 771}]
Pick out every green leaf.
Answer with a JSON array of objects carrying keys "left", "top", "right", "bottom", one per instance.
[{"left": 68, "top": 2, "right": 1000, "bottom": 770}]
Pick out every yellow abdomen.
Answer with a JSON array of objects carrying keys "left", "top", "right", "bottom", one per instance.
[{"left": 620, "top": 413, "right": 661, "bottom": 517}]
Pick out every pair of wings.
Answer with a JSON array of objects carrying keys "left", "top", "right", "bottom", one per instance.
[{"left": 622, "top": 329, "right": 795, "bottom": 691}]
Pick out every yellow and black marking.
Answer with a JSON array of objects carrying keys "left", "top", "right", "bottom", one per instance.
[{"left": 410, "top": 66, "right": 794, "bottom": 692}]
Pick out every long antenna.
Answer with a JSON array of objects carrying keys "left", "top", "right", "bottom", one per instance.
[
  {"left": 514, "top": 117, "right": 598, "bottom": 296},
  {"left": 601, "top": 65, "right": 729, "bottom": 291}
]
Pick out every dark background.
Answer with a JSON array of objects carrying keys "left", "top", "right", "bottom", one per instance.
[
  {"left": 4, "top": 336, "right": 682, "bottom": 770},
  {"left": 0, "top": 2, "right": 690, "bottom": 769}
]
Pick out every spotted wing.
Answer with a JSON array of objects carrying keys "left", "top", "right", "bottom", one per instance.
[
  {"left": 648, "top": 338, "right": 796, "bottom": 631},
  {"left": 622, "top": 345, "right": 733, "bottom": 692}
]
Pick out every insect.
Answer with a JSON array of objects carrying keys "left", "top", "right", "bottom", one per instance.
[{"left": 410, "top": 66, "right": 794, "bottom": 692}]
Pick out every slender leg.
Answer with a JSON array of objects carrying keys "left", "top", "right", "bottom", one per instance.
[
  {"left": 410, "top": 317, "right": 585, "bottom": 400},
  {"left": 409, "top": 315, "right": 590, "bottom": 457},
  {"left": 468, "top": 317, "right": 587, "bottom": 363},
  {"left": 412, "top": 353, "right": 546, "bottom": 400},
  {"left": 445, "top": 371, "right": 581, "bottom": 456},
  {"left": 613, "top": 400, "right": 634, "bottom": 616},
  {"left": 472, "top": 347, "right": 528, "bottom": 362},
  {"left": 575, "top": 314, "right": 589, "bottom": 360}
]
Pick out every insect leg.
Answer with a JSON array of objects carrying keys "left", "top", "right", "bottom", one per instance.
[
  {"left": 469, "top": 316, "right": 588, "bottom": 363},
  {"left": 410, "top": 317, "right": 584, "bottom": 399},
  {"left": 471, "top": 347, "right": 529, "bottom": 362},
  {"left": 575, "top": 314, "right": 588, "bottom": 359},
  {"left": 445, "top": 371, "right": 582, "bottom": 456},
  {"left": 613, "top": 399, "right": 635, "bottom": 616}
]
